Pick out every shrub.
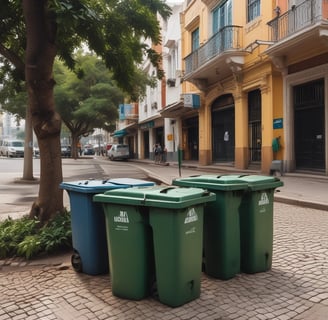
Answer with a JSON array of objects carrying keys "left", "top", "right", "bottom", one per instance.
[{"left": 0, "top": 210, "right": 72, "bottom": 260}]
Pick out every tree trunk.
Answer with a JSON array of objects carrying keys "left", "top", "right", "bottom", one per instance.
[
  {"left": 71, "top": 134, "right": 80, "bottom": 160},
  {"left": 23, "top": 0, "right": 64, "bottom": 224},
  {"left": 23, "top": 103, "right": 35, "bottom": 180}
]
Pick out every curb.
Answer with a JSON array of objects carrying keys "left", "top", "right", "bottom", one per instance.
[
  {"left": 138, "top": 165, "right": 328, "bottom": 212},
  {"left": 274, "top": 196, "right": 328, "bottom": 211}
]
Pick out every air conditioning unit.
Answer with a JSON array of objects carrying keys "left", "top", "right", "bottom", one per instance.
[
  {"left": 183, "top": 93, "right": 201, "bottom": 109},
  {"left": 151, "top": 102, "right": 158, "bottom": 109},
  {"left": 166, "top": 78, "right": 176, "bottom": 87}
]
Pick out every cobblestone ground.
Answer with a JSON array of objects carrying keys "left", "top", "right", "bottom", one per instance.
[{"left": 0, "top": 202, "right": 327, "bottom": 320}]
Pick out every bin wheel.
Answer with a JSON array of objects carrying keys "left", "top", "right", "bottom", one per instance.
[{"left": 71, "top": 252, "right": 83, "bottom": 272}]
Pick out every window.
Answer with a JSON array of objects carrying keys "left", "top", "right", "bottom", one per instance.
[
  {"left": 192, "top": 28, "right": 199, "bottom": 51},
  {"left": 247, "top": 0, "right": 260, "bottom": 22},
  {"left": 212, "top": 0, "right": 232, "bottom": 33},
  {"left": 168, "top": 48, "right": 177, "bottom": 79}
]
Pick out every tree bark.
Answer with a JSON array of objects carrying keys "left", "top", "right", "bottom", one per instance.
[
  {"left": 23, "top": 103, "right": 35, "bottom": 180},
  {"left": 23, "top": 0, "right": 64, "bottom": 224},
  {"left": 71, "top": 134, "right": 80, "bottom": 159}
]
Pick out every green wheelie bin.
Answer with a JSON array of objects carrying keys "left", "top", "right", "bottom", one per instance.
[
  {"left": 93, "top": 186, "right": 215, "bottom": 307},
  {"left": 172, "top": 175, "right": 248, "bottom": 280},
  {"left": 236, "top": 175, "right": 283, "bottom": 274},
  {"left": 93, "top": 187, "right": 154, "bottom": 301}
]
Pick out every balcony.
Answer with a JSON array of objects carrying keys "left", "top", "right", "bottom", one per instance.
[
  {"left": 266, "top": 0, "right": 328, "bottom": 58},
  {"left": 183, "top": 25, "right": 246, "bottom": 89}
]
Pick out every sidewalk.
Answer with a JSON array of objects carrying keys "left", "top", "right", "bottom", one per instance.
[
  {"left": 1, "top": 158, "right": 328, "bottom": 320},
  {"left": 129, "top": 159, "right": 328, "bottom": 211},
  {"left": 1, "top": 158, "right": 328, "bottom": 219}
]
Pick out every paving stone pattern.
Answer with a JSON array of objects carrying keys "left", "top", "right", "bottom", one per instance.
[{"left": 0, "top": 202, "right": 327, "bottom": 320}]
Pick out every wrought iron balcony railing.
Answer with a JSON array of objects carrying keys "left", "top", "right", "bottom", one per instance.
[
  {"left": 184, "top": 25, "right": 242, "bottom": 76},
  {"left": 268, "top": 0, "right": 327, "bottom": 42}
]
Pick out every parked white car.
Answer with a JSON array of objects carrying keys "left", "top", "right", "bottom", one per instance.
[
  {"left": 0, "top": 139, "right": 25, "bottom": 157},
  {"left": 107, "top": 144, "right": 130, "bottom": 161}
]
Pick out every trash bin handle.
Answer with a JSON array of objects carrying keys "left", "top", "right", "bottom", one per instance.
[
  {"left": 201, "top": 190, "right": 211, "bottom": 197},
  {"left": 238, "top": 174, "right": 249, "bottom": 178},
  {"left": 83, "top": 179, "right": 95, "bottom": 185},
  {"left": 159, "top": 187, "right": 177, "bottom": 193},
  {"left": 189, "top": 175, "right": 200, "bottom": 177}
]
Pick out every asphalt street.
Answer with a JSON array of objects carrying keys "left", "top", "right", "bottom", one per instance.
[{"left": 0, "top": 157, "right": 327, "bottom": 320}]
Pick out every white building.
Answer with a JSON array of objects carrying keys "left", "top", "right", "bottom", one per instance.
[{"left": 138, "top": 3, "right": 184, "bottom": 161}]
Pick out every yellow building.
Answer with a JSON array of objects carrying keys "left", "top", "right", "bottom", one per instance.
[{"left": 180, "top": 0, "right": 328, "bottom": 175}]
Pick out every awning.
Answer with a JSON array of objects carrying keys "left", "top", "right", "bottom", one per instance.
[
  {"left": 138, "top": 113, "right": 163, "bottom": 130},
  {"left": 138, "top": 113, "right": 161, "bottom": 124},
  {"left": 124, "top": 122, "right": 138, "bottom": 135},
  {"left": 160, "top": 101, "right": 198, "bottom": 118},
  {"left": 112, "top": 129, "right": 127, "bottom": 137}
]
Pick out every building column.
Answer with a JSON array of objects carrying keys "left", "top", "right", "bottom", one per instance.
[
  {"left": 199, "top": 97, "right": 211, "bottom": 165},
  {"left": 149, "top": 128, "right": 155, "bottom": 160},
  {"left": 260, "top": 75, "right": 274, "bottom": 174},
  {"left": 164, "top": 118, "right": 176, "bottom": 161},
  {"left": 234, "top": 87, "right": 248, "bottom": 169},
  {"left": 137, "top": 129, "right": 143, "bottom": 159}
]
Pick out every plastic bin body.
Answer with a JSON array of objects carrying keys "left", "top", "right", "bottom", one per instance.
[
  {"left": 173, "top": 175, "right": 248, "bottom": 280},
  {"left": 237, "top": 175, "right": 283, "bottom": 273},
  {"left": 93, "top": 186, "right": 215, "bottom": 306},
  {"left": 59, "top": 179, "right": 155, "bottom": 275},
  {"left": 100, "top": 202, "right": 154, "bottom": 300},
  {"left": 69, "top": 192, "right": 109, "bottom": 275},
  {"left": 149, "top": 204, "right": 204, "bottom": 307}
]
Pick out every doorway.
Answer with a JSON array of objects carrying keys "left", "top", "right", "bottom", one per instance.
[
  {"left": 143, "top": 130, "right": 150, "bottom": 159},
  {"left": 212, "top": 94, "right": 235, "bottom": 162},
  {"left": 248, "top": 89, "right": 262, "bottom": 163},
  {"left": 294, "top": 79, "right": 325, "bottom": 171},
  {"left": 182, "top": 117, "right": 199, "bottom": 161}
]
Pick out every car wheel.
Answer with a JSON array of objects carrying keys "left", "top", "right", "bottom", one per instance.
[{"left": 110, "top": 155, "right": 114, "bottom": 161}]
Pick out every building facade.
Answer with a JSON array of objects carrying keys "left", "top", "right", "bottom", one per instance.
[
  {"left": 114, "top": 0, "right": 328, "bottom": 176},
  {"left": 266, "top": 0, "right": 328, "bottom": 174},
  {"left": 180, "top": 0, "right": 281, "bottom": 173},
  {"left": 179, "top": 0, "right": 327, "bottom": 175},
  {"left": 132, "top": 3, "right": 185, "bottom": 161}
]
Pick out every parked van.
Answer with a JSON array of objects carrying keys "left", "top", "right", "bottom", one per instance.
[
  {"left": 0, "top": 139, "right": 25, "bottom": 157},
  {"left": 107, "top": 144, "right": 129, "bottom": 161}
]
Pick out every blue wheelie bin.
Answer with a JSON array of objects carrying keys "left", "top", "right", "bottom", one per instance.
[{"left": 59, "top": 178, "right": 155, "bottom": 275}]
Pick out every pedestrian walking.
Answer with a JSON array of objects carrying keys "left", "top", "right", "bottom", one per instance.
[{"left": 154, "top": 144, "right": 161, "bottom": 164}]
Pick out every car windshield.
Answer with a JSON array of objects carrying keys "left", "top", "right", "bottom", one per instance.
[
  {"left": 12, "top": 141, "right": 24, "bottom": 147},
  {"left": 117, "top": 145, "right": 128, "bottom": 149}
]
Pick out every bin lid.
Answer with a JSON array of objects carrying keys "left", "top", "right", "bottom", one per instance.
[
  {"left": 59, "top": 178, "right": 155, "bottom": 194},
  {"left": 93, "top": 186, "right": 216, "bottom": 209},
  {"left": 172, "top": 175, "right": 249, "bottom": 191},
  {"left": 233, "top": 175, "right": 283, "bottom": 191},
  {"left": 108, "top": 178, "right": 155, "bottom": 187}
]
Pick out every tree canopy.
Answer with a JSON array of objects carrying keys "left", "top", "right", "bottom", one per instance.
[
  {"left": 54, "top": 53, "right": 124, "bottom": 157},
  {"left": 0, "top": 0, "right": 171, "bottom": 224}
]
